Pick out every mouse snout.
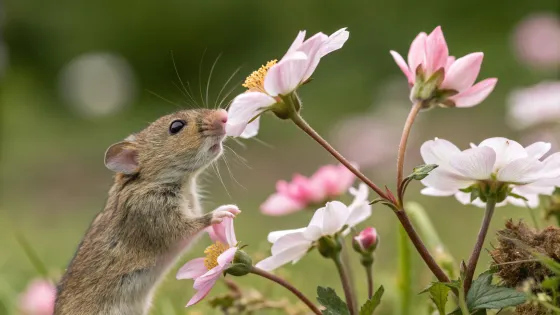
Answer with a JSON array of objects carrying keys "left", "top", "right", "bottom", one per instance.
[{"left": 211, "top": 109, "right": 228, "bottom": 131}]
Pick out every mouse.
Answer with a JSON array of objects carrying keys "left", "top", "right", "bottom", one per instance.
[{"left": 54, "top": 108, "right": 241, "bottom": 315}]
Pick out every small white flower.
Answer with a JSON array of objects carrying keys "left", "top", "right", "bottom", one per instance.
[
  {"left": 507, "top": 81, "right": 560, "bottom": 130},
  {"left": 226, "top": 28, "right": 349, "bottom": 138},
  {"left": 255, "top": 184, "right": 371, "bottom": 271},
  {"left": 420, "top": 137, "right": 560, "bottom": 207}
]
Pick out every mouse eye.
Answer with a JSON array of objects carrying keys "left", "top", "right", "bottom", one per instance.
[{"left": 169, "top": 120, "right": 187, "bottom": 135}]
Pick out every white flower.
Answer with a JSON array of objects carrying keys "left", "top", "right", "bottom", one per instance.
[
  {"left": 226, "top": 28, "right": 349, "bottom": 138},
  {"left": 255, "top": 183, "right": 371, "bottom": 271},
  {"left": 420, "top": 137, "right": 560, "bottom": 207},
  {"left": 507, "top": 81, "right": 560, "bottom": 130}
]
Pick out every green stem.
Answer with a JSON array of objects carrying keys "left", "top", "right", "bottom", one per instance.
[
  {"left": 458, "top": 278, "right": 470, "bottom": 315},
  {"left": 333, "top": 253, "right": 357, "bottom": 315},
  {"left": 366, "top": 262, "right": 374, "bottom": 299},
  {"left": 341, "top": 240, "right": 357, "bottom": 304},
  {"left": 397, "top": 225, "right": 412, "bottom": 315},
  {"left": 464, "top": 198, "right": 497, "bottom": 293},
  {"left": 250, "top": 266, "right": 321, "bottom": 315}
]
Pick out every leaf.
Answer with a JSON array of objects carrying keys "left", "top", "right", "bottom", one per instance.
[
  {"left": 317, "top": 286, "right": 350, "bottom": 315},
  {"left": 359, "top": 286, "right": 384, "bottom": 315},
  {"left": 508, "top": 192, "right": 528, "bottom": 201},
  {"left": 408, "top": 164, "right": 439, "bottom": 180},
  {"left": 422, "top": 282, "right": 450, "bottom": 315},
  {"left": 466, "top": 272, "right": 527, "bottom": 310}
]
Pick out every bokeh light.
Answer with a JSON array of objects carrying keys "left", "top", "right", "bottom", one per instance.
[{"left": 512, "top": 12, "right": 560, "bottom": 70}]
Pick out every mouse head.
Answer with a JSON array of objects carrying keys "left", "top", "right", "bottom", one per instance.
[{"left": 104, "top": 109, "right": 228, "bottom": 182}]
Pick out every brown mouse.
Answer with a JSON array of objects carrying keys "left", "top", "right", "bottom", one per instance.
[{"left": 54, "top": 108, "right": 240, "bottom": 315}]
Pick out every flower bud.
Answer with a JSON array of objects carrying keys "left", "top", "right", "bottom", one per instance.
[
  {"left": 317, "top": 235, "right": 342, "bottom": 258},
  {"left": 225, "top": 250, "right": 253, "bottom": 277},
  {"left": 352, "top": 227, "right": 378, "bottom": 254}
]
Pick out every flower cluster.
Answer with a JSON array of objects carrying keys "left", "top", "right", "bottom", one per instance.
[
  {"left": 261, "top": 164, "right": 355, "bottom": 216},
  {"left": 420, "top": 137, "right": 560, "bottom": 207},
  {"left": 18, "top": 279, "right": 55, "bottom": 315}
]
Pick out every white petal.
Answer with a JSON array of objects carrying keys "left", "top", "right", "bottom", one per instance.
[
  {"left": 320, "top": 201, "right": 350, "bottom": 235},
  {"left": 525, "top": 142, "right": 551, "bottom": 159},
  {"left": 226, "top": 92, "right": 276, "bottom": 137},
  {"left": 421, "top": 187, "right": 456, "bottom": 196},
  {"left": 255, "top": 243, "right": 311, "bottom": 271},
  {"left": 270, "top": 231, "right": 310, "bottom": 255},
  {"left": 321, "top": 28, "right": 349, "bottom": 57},
  {"left": 421, "top": 167, "right": 476, "bottom": 191},
  {"left": 264, "top": 52, "right": 308, "bottom": 96},
  {"left": 239, "top": 117, "right": 260, "bottom": 139},
  {"left": 497, "top": 157, "right": 544, "bottom": 183},
  {"left": 420, "top": 138, "right": 461, "bottom": 166},
  {"left": 506, "top": 191, "right": 540, "bottom": 208},
  {"left": 267, "top": 228, "right": 307, "bottom": 243},
  {"left": 514, "top": 181, "right": 557, "bottom": 195},
  {"left": 541, "top": 152, "right": 560, "bottom": 178},
  {"left": 478, "top": 137, "right": 527, "bottom": 170},
  {"left": 449, "top": 147, "right": 496, "bottom": 180},
  {"left": 345, "top": 204, "right": 372, "bottom": 228},
  {"left": 284, "top": 30, "right": 307, "bottom": 58},
  {"left": 304, "top": 207, "right": 325, "bottom": 240},
  {"left": 348, "top": 183, "right": 369, "bottom": 208}
]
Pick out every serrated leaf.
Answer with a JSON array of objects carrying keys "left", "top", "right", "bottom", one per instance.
[
  {"left": 409, "top": 164, "right": 439, "bottom": 180},
  {"left": 466, "top": 272, "right": 526, "bottom": 310},
  {"left": 317, "top": 286, "right": 350, "bottom": 315},
  {"left": 359, "top": 286, "right": 384, "bottom": 315},
  {"left": 426, "top": 283, "right": 450, "bottom": 315},
  {"left": 541, "top": 276, "right": 560, "bottom": 290}
]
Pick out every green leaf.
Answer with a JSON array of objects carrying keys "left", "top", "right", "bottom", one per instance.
[
  {"left": 421, "top": 282, "right": 450, "bottom": 315},
  {"left": 508, "top": 192, "right": 528, "bottom": 201},
  {"left": 317, "top": 286, "right": 350, "bottom": 315},
  {"left": 408, "top": 164, "right": 439, "bottom": 180},
  {"left": 359, "top": 286, "right": 384, "bottom": 315},
  {"left": 466, "top": 272, "right": 527, "bottom": 310}
]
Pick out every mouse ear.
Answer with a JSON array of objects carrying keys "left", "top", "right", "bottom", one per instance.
[{"left": 104, "top": 141, "right": 139, "bottom": 174}]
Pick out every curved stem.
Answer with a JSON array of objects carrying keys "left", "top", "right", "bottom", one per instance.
[
  {"left": 341, "top": 241, "right": 357, "bottom": 303},
  {"left": 463, "top": 198, "right": 497, "bottom": 293},
  {"left": 333, "top": 253, "right": 357, "bottom": 315},
  {"left": 290, "top": 113, "right": 390, "bottom": 201},
  {"left": 250, "top": 266, "right": 322, "bottom": 315},
  {"left": 396, "top": 101, "right": 422, "bottom": 203},
  {"left": 365, "top": 263, "right": 374, "bottom": 299}
]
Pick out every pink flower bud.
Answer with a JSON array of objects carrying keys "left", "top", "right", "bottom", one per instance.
[
  {"left": 353, "top": 227, "right": 378, "bottom": 253},
  {"left": 18, "top": 279, "right": 55, "bottom": 315}
]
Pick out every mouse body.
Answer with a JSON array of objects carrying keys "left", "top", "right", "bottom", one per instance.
[{"left": 54, "top": 108, "right": 239, "bottom": 315}]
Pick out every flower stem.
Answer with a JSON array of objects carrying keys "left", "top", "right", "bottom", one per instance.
[
  {"left": 463, "top": 198, "right": 497, "bottom": 293},
  {"left": 290, "top": 112, "right": 449, "bottom": 283},
  {"left": 290, "top": 113, "right": 390, "bottom": 201},
  {"left": 458, "top": 278, "right": 471, "bottom": 315},
  {"left": 333, "top": 253, "right": 357, "bottom": 315},
  {"left": 341, "top": 240, "right": 358, "bottom": 304},
  {"left": 365, "top": 262, "right": 374, "bottom": 299},
  {"left": 397, "top": 224, "right": 412, "bottom": 315},
  {"left": 396, "top": 101, "right": 423, "bottom": 203},
  {"left": 250, "top": 266, "right": 322, "bottom": 315}
]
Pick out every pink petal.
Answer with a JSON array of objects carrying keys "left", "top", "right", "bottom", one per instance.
[
  {"left": 390, "top": 50, "right": 414, "bottom": 85},
  {"left": 525, "top": 142, "right": 551, "bottom": 159},
  {"left": 222, "top": 216, "right": 237, "bottom": 246},
  {"left": 176, "top": 257, "right": 208, "bottom": 280},
  {"left": 408, "top": 32, "right": 427, "bottom": 75},
  {"left": 445, "top": 56, "right": 456, "bottom": 72},
  {"left": 264, "top": 52, "right": 308, "bottom": 96},
  {"left": 297, "top": 32, "right": 329, "bottom": 82},
  {"left": 19, "top": 280, "right": 55, "bottom": 315},
  {"left": 425, "top": 26, "right": 449, "bottom": 75},
  {"left": 321, "top": 28, "right": 350, "bottom": 57},
  {"left": 260, "top": 193, "right": 306, "bottom": 216},
  {"left": 239, "top": 116, "right": 260, "bottom": 139},
  {"left": 450, "top": 78, "right": 498, "bottom": 108},
  {"left": 449, "top": 147, "right": 496, "bottom": 180},
  {"left": 186, "top": 277, "right": 218, "bottom": 307},
  {"left": 217, "top": 247, "right": 237, "bottom": 266},
  {"left": 441, "top": 52, "right": 484, "bottom": 92},
  {"left": 284, "top": 30, "right": 307, "bottom": 58},
  {"left": 226, "top": 92, "right": 276, "bottom": 137}
]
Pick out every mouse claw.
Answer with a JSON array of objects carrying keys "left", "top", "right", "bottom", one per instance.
[
  {"left": 210, "top": 205, "right": 241, "bottom": 224},
  {"left": 213, "top": 204, "right": 241, "bottom": 215}
]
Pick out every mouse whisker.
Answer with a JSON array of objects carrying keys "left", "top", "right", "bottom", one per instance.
[
  {"left": 146, "top": 89, "right": 182, "bottom": 109},
  {"left": 218, "top": 78, "right": 244, "bottom": 110},
  {"left": 211, "top": 160, "right": 231, "bottom": 198},
  {"left": 198, "top": 49, "right": 208, "bottom": 108},
  {"left": 215, "top": 66, "right": 242, "bottom": 110},
  {"left": 220, "top": 153, "right": 246, "bottom": 190},
  {"left": 170, "top": 51, "right": 197, "bottom": 107},
  {"left": 206, "top": 53, "right": 222, "bottom": 110}
]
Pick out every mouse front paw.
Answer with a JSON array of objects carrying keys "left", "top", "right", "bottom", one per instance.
[{"left": 210, "top": 204, "right": 241, "bottom": 224}]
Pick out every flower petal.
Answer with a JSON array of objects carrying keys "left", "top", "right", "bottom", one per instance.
[
  {"left": 239, "top": 116, "right": 260, "bottom": 139},
  {"left": 525, "top": 142, "right": 551, "bottom": 159},
  {"left": 390, "top": 50, "right": 414, "bottom": 85},
  {"left": 345, "top": 204, "right": 371, "bottom": 229},
  {"left": 421, "top": 187, "right": 457, "bottom": 196},
  {"left": 478, "top": 137, "right": 527, "bottom": 170},
  {"left": 420, "top": 137, "right": 462, "bottom": 166},
  {"left": 226, "top": 92, "right": 276, "bottom": 137},
  {"left": 506, "top": 191, "right": 540, "bottom": 208},
  {"left": 540, "top": 152, "right": 560, "bottom": 178},
  {"left": 270, "top": 231, "right": 310, "bottom": 255},
  {"left": 260, "top": 193, "right": 306, "bottom": 216},
  {"left": 449, "top": 146, "right": 496, "bottom": 180},
  {"left": 176, "top": 258, "right": 207, "bottom": 280},
  {"left": 441, "top": 52, "right": 484, "bottom": 92},
  {"left": 187, "top": 277, "right": 218, "bottom": 306},
  {"left": 321, "top": 28, "right": 349, "bottom": 57},
  {"left": 284, "top": 30, "right": 307, "bottom": 58},
  {"left": 255, "top": 243, "right": 311, "bottom": 271},
  {"left": 298, "top": 32, "right": 329, "bottom": 82},
  {"left": 264, "top": 52, "right": 308, "bottom": 96},
  {"left": 217, "top": 247, "right": 237, "bottom": 266},
  {"left": 449, "top": 78, "right": 498, "bottom": 108},
  {"left": 223, "top": 217, "right": 237, "bottom": 246},
  {"left": 421, "top": 167, "right": 476, "bottom": 191},
  {"left": 267, "top": 228, "right": 306, "bottom": 243},
  {"left": 408, "top": 32, "right": 427, "bottom": 75},
  {"left": 497, "top": 157, "right": 544, "bottom": 183},
  {"left": 321, "top": 201, "right": 350, "bottom": 235},
  {"left": 425, "top": 26, "right": 449, "bottom": 75}
]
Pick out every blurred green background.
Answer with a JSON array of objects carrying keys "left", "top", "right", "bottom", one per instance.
[{"left": 1, "top": 0, "right": 559, "bottom": 314}]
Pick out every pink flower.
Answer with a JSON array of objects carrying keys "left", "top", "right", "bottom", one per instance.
[
  {"left": 353, "top": 227, "right": 378, "bottom": 253},
  {"left": 513, "top": 13, "right": 560, "bottom": 69},
  {"left": 507, "top": 81, "right": 560, "bottom": 130},
  {"left": 18, "top": 279, "right": 55, "bottom": 315},
  {"left": 390, "top": 26, "right": 497, "bottom": 108},
  {"left": 226, "top": 28, "right": 349, "bottom": 138},
  {"left": 176, "top": 217, "right": 239, "bottom": 307},
  {"left": 260, "top": 164, "right": 356, "bottom": 216}
]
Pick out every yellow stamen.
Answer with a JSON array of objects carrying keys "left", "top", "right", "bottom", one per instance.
[
  {"left": 242, "top": 60, "right": 277, "bottom": 92},
  {"left": 204, "top": 241, "right": 229, "bottom": 270}
]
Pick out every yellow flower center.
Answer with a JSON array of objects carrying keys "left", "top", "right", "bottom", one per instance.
[
  {"left": 204, "top": 241, "right": 229, "bottom": 270},
  {"left": 242, "top": 59, "right": 277, "bottom": 92}
]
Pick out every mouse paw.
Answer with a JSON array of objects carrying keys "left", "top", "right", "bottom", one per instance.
[{"left": 210, "top": 205, "right": 241, "bottom": 224}]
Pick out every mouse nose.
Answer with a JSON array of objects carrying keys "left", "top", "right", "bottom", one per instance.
[{"left": 216, "top": 109, "right": 228, "bottom": 125}]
